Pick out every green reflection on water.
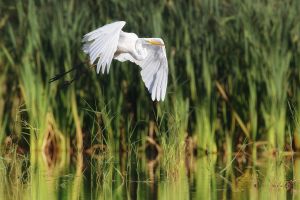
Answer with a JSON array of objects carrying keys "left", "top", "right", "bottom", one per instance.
[{"left": 0, "top": 152, "right": 299, "bottom": 200}]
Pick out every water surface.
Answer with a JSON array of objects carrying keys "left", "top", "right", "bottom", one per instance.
[{"left": 0, "top": 151, "right": 299, "bottom": 200}]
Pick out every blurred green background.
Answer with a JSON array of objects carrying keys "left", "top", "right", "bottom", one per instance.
[
  {"left": 1, "top": 0, "right": 299, "bottom": 155},
  {"left": 1, "top": 0, "right": 300, "bottom": 199}
]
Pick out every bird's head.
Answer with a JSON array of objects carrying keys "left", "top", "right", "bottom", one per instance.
[{"left": 144, "top": 38, "right": 165, "bottom": 46}]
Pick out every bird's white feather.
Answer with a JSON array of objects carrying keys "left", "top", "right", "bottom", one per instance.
[
  {"left": 82, "top": 21, "right": 168, "bottom": 101},
  {"left": 137, "top": 43, "right": 168, "bottom": 101},
  {"left": 114, "top": 53, "right": 136, "bottom": 63},
  {"left": 82, "top": 21, "right": 126, "bottom": 74},
  {"left": 114, "top": 41, "right": 168, "bottom": 101},
  {"left": 115, "top": 42, "right": 168, "bottom": 101}
]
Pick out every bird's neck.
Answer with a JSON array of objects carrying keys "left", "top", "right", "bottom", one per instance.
[
  {"left": 130, "top": 50, "right": 146, "bottom": 61},
  {"left": 131, "top": 39, "right": 147, "bottom": 60}
]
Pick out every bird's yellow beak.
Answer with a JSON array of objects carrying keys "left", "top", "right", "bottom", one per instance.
[{"left": 147, "top": 40, "right": 164, "bottom": 46}]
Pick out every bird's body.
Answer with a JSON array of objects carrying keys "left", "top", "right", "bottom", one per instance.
[
  {"left": 82, "top": 21, "right": 168, "bottom": 101},
  {"left": 116, "top": 32, "right": 138, "bottom": 55}
]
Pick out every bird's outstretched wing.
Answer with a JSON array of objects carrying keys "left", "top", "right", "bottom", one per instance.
[
  {"left": 136, "top": 43, "right": 168, "bottom": 101},
  {"left": 82, "top": 21, "right": 126, "bottom": 74},
  {"left": 115, "top": 40, "right": 168, "bottom": 101}
]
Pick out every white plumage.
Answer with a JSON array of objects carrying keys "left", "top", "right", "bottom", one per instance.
[{"left": 82, "top": 21, "right": 168, "bottom": 101}]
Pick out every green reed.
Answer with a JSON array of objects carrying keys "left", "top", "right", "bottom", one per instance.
[
  {"left": 1, "top": 0, "right": 300, "bottom": 163},
  {"left": 0, "top": 64, "right": 7, "bottom": 142}
]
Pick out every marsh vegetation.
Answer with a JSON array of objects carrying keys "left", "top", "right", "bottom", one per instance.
[{"left": 1, "top": 0, "right": 300, "bottom": 199}]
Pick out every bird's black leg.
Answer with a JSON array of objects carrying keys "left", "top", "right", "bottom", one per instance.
[
  {"left": 49, "top": 62, "right": 95, "bottom": 89},
  {"left": 49, "top": 65, "right": 80, "bottom": 83}
]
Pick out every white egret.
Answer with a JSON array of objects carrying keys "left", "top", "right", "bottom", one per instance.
[{"left": 82, "top": 21, "right": 168, "bottom": 101}]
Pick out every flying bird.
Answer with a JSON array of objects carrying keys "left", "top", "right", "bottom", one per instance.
[{"left": 82, "top": 21, "right": 168, "bottom": 101}]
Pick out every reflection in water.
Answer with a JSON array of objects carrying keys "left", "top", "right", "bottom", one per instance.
[{"left": 0, "top": 151, "right": 299, "bottom": 200}]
